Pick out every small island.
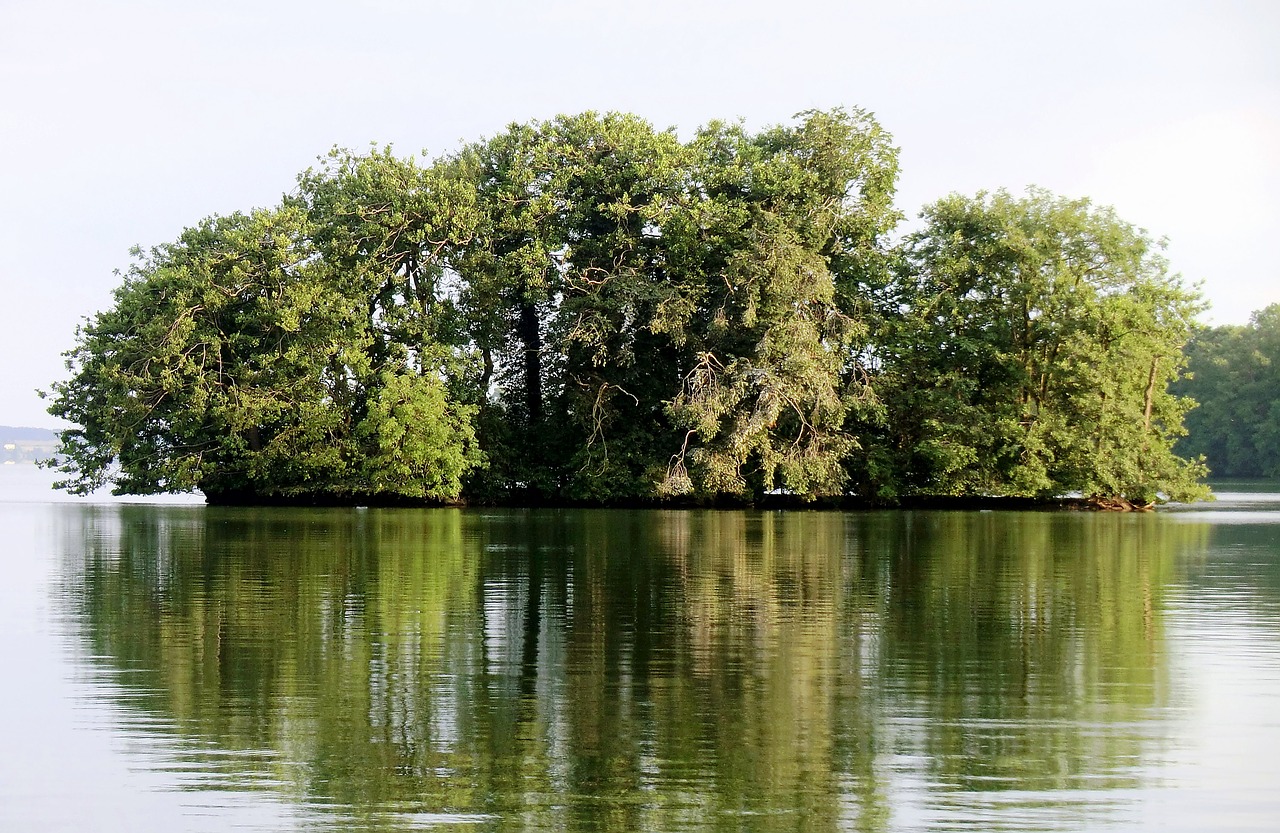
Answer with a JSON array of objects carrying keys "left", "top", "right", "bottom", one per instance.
[{"left": 43, "top": 108, "right": 1212, "bottom": 508}]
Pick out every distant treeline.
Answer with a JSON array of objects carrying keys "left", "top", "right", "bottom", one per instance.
[
  {"left": 1174, "top": 305, "right": 1280, "bottom": 478},
  {"left": 44, "top": 109, "right": 1209, "bottom": 506}
]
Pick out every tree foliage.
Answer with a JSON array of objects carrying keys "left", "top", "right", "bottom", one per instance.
[
  {"left": 866, "top": 189, "right": 1207, "bottom": 504},
  {"left": 451, "top": 112, "right": 689, "bottom": 500},
  {"left": 46, "top": 159, "right": 481, "bottom": 501},
  {"left": 45, "top": 111, "right": 1209, "bottom": 505},
  {"left": 657, "top": 111, "right": 898, "bottom": 498},
  {"left": 1174, "top": 304, "right": 1280, "bottom": 477}
]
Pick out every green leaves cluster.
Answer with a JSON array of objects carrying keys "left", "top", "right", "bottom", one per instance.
[
  {"left": 47, "top": 164, "right": 480, "bottom": 501},
  {"left": 45, "top": 110, "right": 1208, "bottom": 505},
  {"left": 863, "top": 190, "right": 1208, "bottom": 504},
  {"left": 1173, "top": 304, "right": 1280, "bottom": 477}
]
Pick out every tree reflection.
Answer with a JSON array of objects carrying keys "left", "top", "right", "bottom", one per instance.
[
  {"left": 864, "top": 513, "right": 1189, "bottom": 803},
  {"left": 59, "top": 505, "right": 1209, "bottom": 832}
]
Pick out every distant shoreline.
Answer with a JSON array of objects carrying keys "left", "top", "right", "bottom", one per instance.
[{"left": 1, "top": 425, "right": 57, "bottom": 465}]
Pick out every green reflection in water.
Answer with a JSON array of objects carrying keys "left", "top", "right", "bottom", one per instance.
[{"left": 57, "top": 507, "right": 1210, "bottom": 832}]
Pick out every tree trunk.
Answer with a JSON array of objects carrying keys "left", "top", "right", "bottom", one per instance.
[
  {"left": 1143, "top": 357, "right": 1159, "bottom": 433},
  {"left": 480, "top": 347, "right": 494, "bottom": 397},
  {"left": 518, "top": 302, "right": 542, "bottom": 425}
]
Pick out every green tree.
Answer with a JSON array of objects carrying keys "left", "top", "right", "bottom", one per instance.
[
  {"left": 1174, "top": 303, "right": 1280, "bottom": 477},
  {"left": 659, "top": 108, "right": 899, "bottom": 500},
  {"left": 539, "top": 113, "right": 688, "bottom": 500},
  {"left": 44, "top": 160, "right": 482, "bottom": 501},
  {"left": 450, "top": 113, "right": 688, "bottom": 500},
  {"left": 47, "top": 112, "right": 1214, "bottom": 507},
  {"left": 450, "top": 121, "right": 564, "bottom": 495},
  {"left": 871, "top": 188, "right": 1207, "bottom": 504},
  {"left": 450, "top": 108, "right": 898, "bottom": 503}
]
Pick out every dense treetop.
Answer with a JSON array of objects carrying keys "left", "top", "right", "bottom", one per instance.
[
  {"left": 44, "top": 108, "right": 1209, "bottom": 506},
  {"left": 1173, "top": 304, "right": 1280, "bottom": 478}
]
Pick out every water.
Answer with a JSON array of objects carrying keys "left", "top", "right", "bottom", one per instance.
[{"left": 2, "top": 464, "right": 1278, "bottom": 832}]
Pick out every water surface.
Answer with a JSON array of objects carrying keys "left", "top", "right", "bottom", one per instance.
[{"left": 2, "top": 466, "right": 1278, "bottom": 831}]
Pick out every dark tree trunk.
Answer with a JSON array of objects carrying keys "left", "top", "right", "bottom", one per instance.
[
  {"left": 518, "top": 302, "right": 542, "bottom": 426},
  {"left": 480, "top": 346, "right": 494, "bottom": 395}
]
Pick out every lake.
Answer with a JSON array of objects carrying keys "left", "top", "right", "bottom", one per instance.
[{"left": 2, "top": 464, "right": 1278, "bottom": 831}]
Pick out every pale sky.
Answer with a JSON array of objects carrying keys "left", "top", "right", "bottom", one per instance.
[{"left": 2, "top": 0, "right": 1277, "bottom": 428}]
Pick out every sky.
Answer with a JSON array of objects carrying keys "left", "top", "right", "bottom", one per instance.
[{"left": 2, "top": 0, "right": 1277, "bottom": 428}]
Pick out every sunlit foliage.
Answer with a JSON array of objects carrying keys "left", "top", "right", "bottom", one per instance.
[{"left": 45, "top": 113, "right": 1207, "bottom": 505}]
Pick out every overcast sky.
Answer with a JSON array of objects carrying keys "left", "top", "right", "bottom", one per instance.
[{"left": 2, "top": 0, "right": 1277, "bottom": 428}]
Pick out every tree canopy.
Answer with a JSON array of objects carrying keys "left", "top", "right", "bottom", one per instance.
[
  {"left": 44, "top": 109, "right": 1208, "bottom": 506},
  {"left": 1173, "top": 304, "right": 1280, "bottom": 478},
  {"left": 860, "top": 189, "right": 1208, "bottom": 504}
]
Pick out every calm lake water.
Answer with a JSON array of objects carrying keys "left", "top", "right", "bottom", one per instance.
[{"left": 2, "top": 465, "right": 1278, "bottom": 832}]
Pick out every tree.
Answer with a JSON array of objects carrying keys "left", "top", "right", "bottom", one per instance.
[
  {"left": 450, "top": 108, "right": 899, "bottom": 503},
  {"left": 1174, "top": 304, "right": 1280, "bottom": 477},
  {"left": 46, "top": 113, "right": 1213, "bottom": 507},
  {"left": 658, "top": 108, "right": 899, "bottom": 500},
  {"left": 451, "top": 122, "right": 562, "bottom": 455},
  {"left": 44, "top": 156, "right": 482, "bottom": 501},
  {"left": 871, "top": 188, "right": 1207, "bottom": 504},
  {"left": 535, "top": 113, "right": 688, "bottom": 500},
  {"left": 449, "top": 113, "right": 688, "bottom": 501}
]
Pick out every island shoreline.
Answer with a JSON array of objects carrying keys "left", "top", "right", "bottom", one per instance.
[{"left": 201, "top": 491, "right": 1156, "bottom": 512}]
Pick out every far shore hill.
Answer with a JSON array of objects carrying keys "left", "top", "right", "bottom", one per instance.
[{"left": 1, "top": 425, "right": 58, "bottom": 463}]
